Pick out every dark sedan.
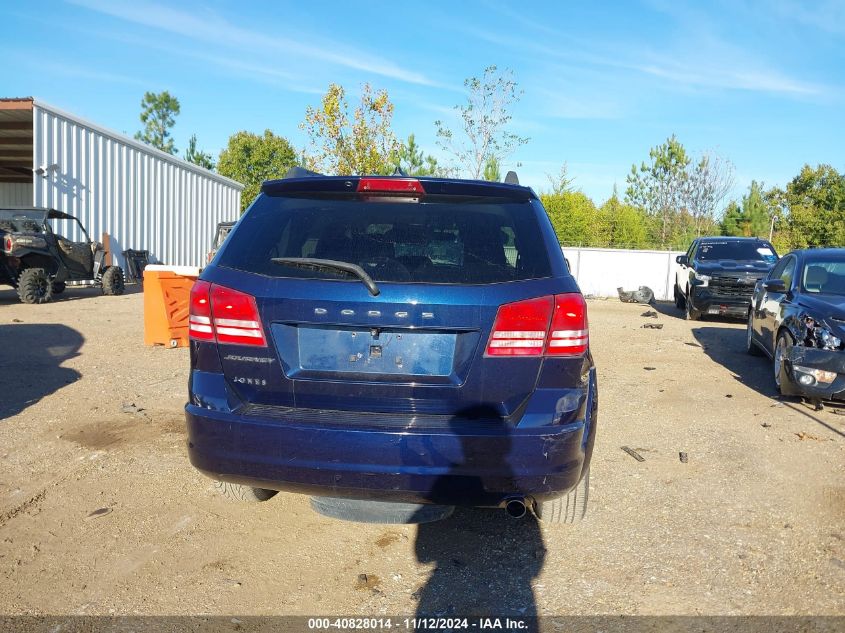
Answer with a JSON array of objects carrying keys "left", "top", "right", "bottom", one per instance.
[{"left": 747, "top": 248, "right": 845, "bottom": 402}]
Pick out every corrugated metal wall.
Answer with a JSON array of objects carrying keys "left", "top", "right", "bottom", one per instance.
[
  {"left": 32, "top": 102, "right": 242, "bottom": 268},
  {"left": 0, "top": 182, "right": 33, "bottom": 206},
  {"left": 564, "top": 246, "right": 685, "bottom": 301}
]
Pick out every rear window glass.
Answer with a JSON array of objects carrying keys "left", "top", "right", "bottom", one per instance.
[
  {"left": 217, "top": 194, "right": 553, "bottom": 284},
  {"left": 697, "top": 241, "right": 777, "bottom": 263}
]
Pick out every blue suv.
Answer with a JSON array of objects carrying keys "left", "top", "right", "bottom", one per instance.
[{"left": 185, "top": 171, "right": 597, "bottom": 523}]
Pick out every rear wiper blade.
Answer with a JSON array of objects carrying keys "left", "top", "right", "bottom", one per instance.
[{"left": 271, "top": 257, "right": 380, "bottom": 296}]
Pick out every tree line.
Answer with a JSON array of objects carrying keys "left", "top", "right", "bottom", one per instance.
[{"left": 132, "top": 76, "right": 844, "bottom": 253}]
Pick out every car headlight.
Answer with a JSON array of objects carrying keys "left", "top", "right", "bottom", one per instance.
[
  {"left": 801, "top": 314, "right": 842, "bottom": 351},
  {"left": 693, "top": 272, "right": 711, "bottom": 287}
]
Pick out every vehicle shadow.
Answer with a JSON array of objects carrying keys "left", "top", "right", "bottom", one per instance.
[
  {"left": 0, "top": 284, "right": 141, "bottom": 305},
  {"left": 691, "top": 325, "right": 777, "bottom": 398},
  {"left": 651, "top": 300, "right": 746, "bottom": 324},
  {"left": 412, "top": 410, "right": 546, "bottom": 624},
  {"left": 0, "top": 323, "right": 84, "bottom": 420}
]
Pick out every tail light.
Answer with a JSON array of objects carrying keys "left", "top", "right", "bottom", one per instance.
[
  {"left": 357, "top": 177, "right": 425, "bottom": 199},
  {"left": 189, "top": 281, "right": 266, "bottom": 347},
  {"left": 485, "top": 294, "right": 588, "bottom": 357},
  {"left": 3, "top": 236, "right": 12, "bottom": 252}
]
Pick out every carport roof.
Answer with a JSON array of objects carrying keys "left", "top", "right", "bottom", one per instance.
[{"left": 0, "top": 98, "right": 33, "bottom": 184}]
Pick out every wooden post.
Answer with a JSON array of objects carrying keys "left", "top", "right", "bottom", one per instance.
[{"left": 101, "top": 232, "right": 112, "bottom": 266}]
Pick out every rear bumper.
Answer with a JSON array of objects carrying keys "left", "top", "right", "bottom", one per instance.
[
  {"left": 185, "top": 379, "right": 597, "bottom": 508},
  {"left": 690, "top": 288, "right": 752, "bottom": 316}
]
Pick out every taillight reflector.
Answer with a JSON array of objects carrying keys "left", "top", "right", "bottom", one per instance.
[
  {"left": 357, "top": 177, "right": 425, "bottom": 195},
  {"left": 210, "top": 285, "right": 266, "bottom": 346},
  {"left": 188, "top": 281, "right": 266, "bottom": 347},
  {"left": 485, "top": 294, "right": 588, "bottom": 357},
  {"left": 189, "top": 280, "right": 214, "bottom": 341},
  {"left": 547, "top": 294, "right": 588, "bottom": 355},
  {"left": 486, "top": 296, "right": 553, "bottom": 356}
]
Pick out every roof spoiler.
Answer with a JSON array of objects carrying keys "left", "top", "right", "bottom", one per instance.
[{"left": 283, "top": 166, "right": 323, "bottom": 179}]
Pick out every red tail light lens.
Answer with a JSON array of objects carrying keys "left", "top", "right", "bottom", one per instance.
[
  {"left": 188, "top": 281, "right": 266, "bottom": 347},
  {"left": 485, "top": 294, "right": 588, "bottom": 357},
  {"left": 3, "top": 236, "right": 12, "bottom": 252},
  {"left": 189, "top": 280, "right": 214, "bottom": 341},
  {"left": 547, "top": 293, "right": 589, "bottom": 355},
  {"left": 486, "top": 296, "right": 554, "bottom": 356},
  {"left": 210, "top": 285, "right": 266, "bottom": 346},
  {"left": 357, "top": 177, "right": 425, "bottom": 195}
]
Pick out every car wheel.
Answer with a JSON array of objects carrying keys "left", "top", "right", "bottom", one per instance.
[
  {"left": 685, "top": 288, "right": 701, "bottom": 321},
  {"left": 674, "top": 284, "right": 685, "bottom": 310},
  {"left": 17, "top": 268, "right": 53, "bottom": 304},
  {"left": 51, "top": 281, "right": 66, "bottom": 294},
  {"left": 746, "top": 311, "right": 763, "bottom": 356},
  {"left": 774, "top": 330, "right": 794, "bottom": 393},
  {"left": 101, "top": 266, "right": 125, "bottom": 296},
  {"left": 214, "top": 481, "right": 278, "bottom": 502},
  {"left": 533, "top": 465, "right": 589, "bottom": 524}
]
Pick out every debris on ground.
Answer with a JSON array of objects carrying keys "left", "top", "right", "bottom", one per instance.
[
  {"left": 833, "top": 409, "right": 845, "bottom": 416},
  {"left": 642, "top": 323, "right": 664, "bottom": 329},
  {"left": 84, "top": 508, "right": 113, "bottom": 520},
  {"left": 726, "top": 394, "right": 733, "bottom": 398},
  {"left": 354, "top": 573, "right": 380, "bottom": 590},
  {"left": 121, "top": 403, "right": 147, "bottom": 417},
  {"left": 641, "top": 310, "right": 658, "bottom": 318},
  {"left": 621, "top": 446, "right": 645, "bottom": 462},
  {"left": 11, "top": 318, "right": 23, "bottom": 323},
  {"left": 685, "top": 342, "right": 702, "bottom": 348},
  {"left": 795, "top": 431, "right": 824, "bottom": 441},
  {"left": 761, "top": 422, "right": 772, "bottom": 428},
  {"left": 618, "top": 286, "right": 655, "bottom": 304},
  {"left": 679, "top": 452, "right": 689, "bottom": 463},
  {"left": 644, "top": 366, "right": 656, "bottom": 371}
]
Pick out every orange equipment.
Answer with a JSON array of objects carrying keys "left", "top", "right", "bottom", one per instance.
[{"left": 143, "top": 265, "right": 201, "bottom": 348}]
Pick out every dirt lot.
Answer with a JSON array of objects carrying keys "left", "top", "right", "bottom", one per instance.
[{"left": 0, "top": 286, "right": 843, "bottom": 617}]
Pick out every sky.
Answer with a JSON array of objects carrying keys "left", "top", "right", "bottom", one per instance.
[{"left": 1, "top": 0, "right": 843, "bottom": 205}]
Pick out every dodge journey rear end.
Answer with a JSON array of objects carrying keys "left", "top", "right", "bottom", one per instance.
[{"left": 185, "top": 171, "right": 597, "bottom": 523}]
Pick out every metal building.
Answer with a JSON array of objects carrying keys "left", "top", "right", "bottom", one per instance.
[{"left": 0, "top": 97, "right": 243, "bottom": 268}]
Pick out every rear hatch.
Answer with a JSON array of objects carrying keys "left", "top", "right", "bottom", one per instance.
[{"left": 199, "top": 177, "right": 577, "bottom": 422}]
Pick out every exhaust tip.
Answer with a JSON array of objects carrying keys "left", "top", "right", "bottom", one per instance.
[{"left": 505, "top": 498, "right": 527, "bottom": 519}]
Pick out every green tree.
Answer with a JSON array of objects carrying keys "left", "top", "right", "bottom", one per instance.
[
  {"left": 435, "top": 65, "right": 529, "bottom": 179},
  {"left": 301, "top": 83, "right": 400, "bottom": 175},
  {"left": 394, "top": 134, "right": 444, "bottom": 176},
  {"left": 599, "top": 187, "right": 648, "bottom": 248},
  {"left": 720, "top": 200, "right": 744, "bottom": 236},
  {"left": 546, "top": 163, "right": 575, "bottom": 195},
  {"left": 541, "top": 191, "right": 599, "bottom": 246},
  {"left": 785, "top": 164, "right": 845, "bottom": 248},
  {"left": 217, "top": 130, "right": 298, "bottom": 211},
  {"left": 184, "top": 133, "right": 215, "bottom": 170},
  {"left": 741, "top": 181, "right": 771, "bottom": 238},
  {"left": 483, "top": 156, "right": 501, "bottom": 182},
  {"left": 135, "top": 91, "right": 180, "bottom": 154},
  {"left": 625, "top": 134, "right": 690, "bottom": 247}
]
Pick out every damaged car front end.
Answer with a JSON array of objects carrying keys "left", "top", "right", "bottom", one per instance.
[
  {"left": 748, "top": 248, "right": 845, "bottom": 403},
  {"left": 779, "top": 314, "right": 845, "bottom": 400}
]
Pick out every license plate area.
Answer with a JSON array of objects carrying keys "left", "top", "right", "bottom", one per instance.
[{"left": 273, "top": 324, "right": 459, "bottom": 379}]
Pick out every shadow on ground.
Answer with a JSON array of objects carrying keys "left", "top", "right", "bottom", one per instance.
[
  {"left": 414, "top": 508, "right": 545, "bottom": 620},
  {"left": 0, "top": 283, "right": 142, "bottom": 305},
  {"left": 0, "top": 323, "right": 84, "bottom": 419},
  {"left": 692, "top": 325, "right": 845, "bottom": 438}
]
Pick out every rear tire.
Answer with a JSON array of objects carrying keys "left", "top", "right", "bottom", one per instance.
[
  {"left": 746, "top": 310, "right": 763, "bottom": 356},
  {"left": 533, "top": 466, "right": 590, "bottom": 524},
  {"left": 214, "top": 481, "right": 277, "bottom": 502},
  {"left": 101, "top": 266, "right": 125, "bottom": 296},
  {"left": 17, "top": 268, "right": 53, "bottom": 304}
]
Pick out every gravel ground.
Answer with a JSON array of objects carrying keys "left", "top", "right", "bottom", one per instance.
[{"left": 0, "top": 286, "right": 843, "bottom": 617}]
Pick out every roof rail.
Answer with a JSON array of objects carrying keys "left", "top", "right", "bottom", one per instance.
[
  {"left": 284, "top": 166, "right": 323, "bottom": 179},
  {"left": 504, "top": 171, "right": 519, "bottom": 185}
]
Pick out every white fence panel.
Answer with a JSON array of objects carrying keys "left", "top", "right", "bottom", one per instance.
[{"left": 563, "top": 246, "right": 685, "bottom": 301}]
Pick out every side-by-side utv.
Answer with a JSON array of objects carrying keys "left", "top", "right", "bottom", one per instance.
[{"left": 0, "top": 207, "right": 124, "bottom": 304}]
